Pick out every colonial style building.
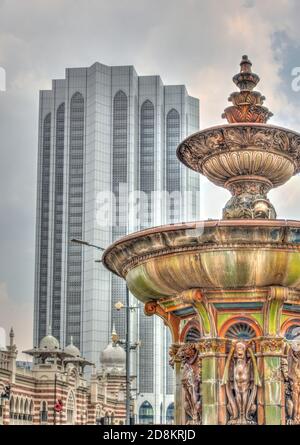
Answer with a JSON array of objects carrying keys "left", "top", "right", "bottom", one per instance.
[{"left": 0, "top": 328, "right": 126, "bottom": 425}]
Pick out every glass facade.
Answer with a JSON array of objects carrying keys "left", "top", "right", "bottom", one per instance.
[
  {"left": 111, "top": 90, "right": 128, "bottom": 340},
  {"left": 35, "top": 63, "right": 200, "bottom": 424},
  {"left": 66, "top": 92, "right": 84, "bottom": 348}
]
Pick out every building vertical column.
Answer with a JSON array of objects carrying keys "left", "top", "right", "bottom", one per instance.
[
  {"left": 198, "top": 339, "right": 222, "bottom": 425},
  {"left": 217, "top": 341, "right": 227, "bottom": 425},
  {"left": 260, "top": 338, "right": 285, "bottom": 425},
  {"left": 169, "top": 343, "right": 182, "bottom": 424},
  {"left": 2, "top": 399, "right": 10, "bottom": 425},
  {"left": 174, "top": 360, "right": 183, "bottom": 424}
]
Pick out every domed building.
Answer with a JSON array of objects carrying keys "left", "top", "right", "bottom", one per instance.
[
  {"left": 39, "top": 334, "right": 60, "bottom": 351},
  {"left": 64, "top": 337, "right": 80, "bottom": 358},
  {"left": 100, "top": 327, "right": 126, "bottom": 371},
  {"left": 0, "top": 329, "right": 126, "bottom": 425}
]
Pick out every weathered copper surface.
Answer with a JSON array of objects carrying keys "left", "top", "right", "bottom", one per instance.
[
  {"left": 103, "top": 56, "right": 300, "bottom": 425},
  {"left": 103, "top": 219, "right": 300, "bottom": 302},
  {"left": 176, "top": 56, "right": 300, "bottom": 219}
]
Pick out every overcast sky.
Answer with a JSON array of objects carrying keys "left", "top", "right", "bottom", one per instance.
[{"left": 0, "top": 0, "right": 300, "bottom": 355}]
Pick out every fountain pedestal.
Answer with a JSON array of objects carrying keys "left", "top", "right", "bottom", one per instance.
[{"left": 103, "top": 56, "right": 300, "bottom": 425}]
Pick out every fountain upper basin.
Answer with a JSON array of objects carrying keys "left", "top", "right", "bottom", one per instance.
[{"left": 102, "top": 219, "right": 300, "bottom": 303}]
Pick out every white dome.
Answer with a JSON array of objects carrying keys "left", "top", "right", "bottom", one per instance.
[
  {"left": 101, "top": 343, "right": 125, "bottom": 368},
  {"left": 65, "top": 337, "right": 80, "bottom": 357},
  {"left": 39, "top": 334, "right": 60, "bottom": 350}
]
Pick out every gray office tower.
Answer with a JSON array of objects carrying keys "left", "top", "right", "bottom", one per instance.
[{"left": 34, "top": 62, "right": 200, "bottom": 423}]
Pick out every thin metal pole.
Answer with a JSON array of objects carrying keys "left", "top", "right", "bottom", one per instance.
[
  {"left": 125, "top": 285, "right": 131, "bottom": 425},
  {"left": 54, "top": 373, "right": 57, "bottom": 425}
]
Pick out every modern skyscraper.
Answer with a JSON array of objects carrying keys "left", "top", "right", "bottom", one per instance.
[{"left": 34, "top": 62, "right": 199, "bottom": 423}]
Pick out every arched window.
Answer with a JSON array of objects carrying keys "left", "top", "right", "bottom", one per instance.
[
  {"left": 139, "top": 100, "right": 155, "bottom": 396},
  {"left": 40, "top": 401, "right": 48, "bottom": 424},
  {"left": 225, "top": 322, "right": 256, "bottom": 340},
  {"left": 185, "top": 326, "right": 201, "bottom": 343},
  {"left": 67, "top": 391, "right": 76, "bottom": 425},
  {"left": 166, "top": 109, "right": 181, "bottom": 222},
  {"left": 140, "top": 100, "right": 155, "bottom": 228},
  {"left": 15, "top": 397, "right": 19, "bottom": 422},
  {"left": 95, "top": 405, "right": 102, "bottom": 424},
  {"left": 111, "top": 90, "right": 128, "bottom": 340},
  {"left": 66, "top": 92, "right": 84, "bottom": 348},
  {"left": 23, "top": 399, "right": 28, "bottom": 423},
  {"left": 52, "top": 102, "right": 65, "bottom": 341},
  {"left": 29, "top": 400, "right": 34, "bottom": 422},
  {"left": 285, "top": 325, "right": 300, "bottom": 340},
  {"left": 9, "top": 396, "right": 14, "bottom": 419},
  {"left": 166, "top": 402, "right": 174, "bottom": 424},
  {"left": 20, "top": 398, "right": 24, "bottom": 422},
  {"left": 38, "top": 112, "right": 51, "bottom": 343},
  {"left": 112, "top": 90, "right": 128, "bottom": 227},
  {"left": 139, "top": 401, "right": 154, "bottom": 425}
]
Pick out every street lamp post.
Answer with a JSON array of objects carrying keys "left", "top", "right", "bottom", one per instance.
[
  {"left": 125, "top": 285, "right": 130, "bottom": 425},
  {"left": 70, "top": 238, "right": 133, "bottom": 425}
]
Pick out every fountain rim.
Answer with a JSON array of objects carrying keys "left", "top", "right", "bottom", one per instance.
[
  {"left": 102, "top": 218, "right": 300, "bottom": 276},
  {"left": 176, "top": 122, "right": 300, "bottom": 171},
  {"left": 177, "top": 122, "right": 300, "bottom": 148}
]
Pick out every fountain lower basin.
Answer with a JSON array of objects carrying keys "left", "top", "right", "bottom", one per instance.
[{"left": 103, "top": 219, "right": 300, "bottom": 303}]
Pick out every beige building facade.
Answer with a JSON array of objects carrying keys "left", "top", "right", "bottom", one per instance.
[{"left": 0, "top": 328, "right": 126, "bottom": 425}]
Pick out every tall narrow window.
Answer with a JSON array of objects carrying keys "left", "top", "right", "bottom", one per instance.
[
  {"left": 52, "top": 103, "right": 65, "bottom": 341},
  {"left": 38, "top": 113, "right": 51, "bottom": 343},
  {"left": 40, "top": 401, "right": 48, "bottom": 424},
  {"left": 111, "top": 91, "right": 128, "bottom": 339},
  {"left": 139, "top": 100, "right": 155, "bottom": 394},
  {"left": 166, "top": 108, "right": 180, "bottom": 222},
  {"left": 140, "top": 100, "right": 154, "bottom": 228},
  {"left": 67, "top": 392, "right": 75, "bottom": 425},
  {"left": 66, "top": 92, "right": 84, "bottom": 348},
  {"left": 139, "top": 401, "right": 154, "bottom": 425}
]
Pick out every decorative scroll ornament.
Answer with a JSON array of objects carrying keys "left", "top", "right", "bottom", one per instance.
[
  {"left": 222, "top": 341, "right": 261, "bottom": 425},
  {"left": 281, "top": 341, "right": 300, "bottom": 425}
]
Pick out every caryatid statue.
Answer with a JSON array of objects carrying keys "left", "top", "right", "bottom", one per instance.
[
  {"left": 281, "top": 340, "right": 300, "bottom": 424},
  {"left": 177, "top": 344, "right": 201, "bottom": 425},
  {"left": 222, "top": 341, "right": 261, "bottom": 425}
]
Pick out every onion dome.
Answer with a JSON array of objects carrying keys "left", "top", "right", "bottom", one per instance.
[
  {"left": 64, "top": 336, "right": 81, "bottom": 357},
  {"left": 39, "top": 334, "right": 60, "bottom": 350},
  {"left": 100, "top": 326, "right": 125, "bottom": 369}
]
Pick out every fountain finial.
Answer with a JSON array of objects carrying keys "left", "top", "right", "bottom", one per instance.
[{"left": 222, "top": 55, "right": 273, "bottom": 123}]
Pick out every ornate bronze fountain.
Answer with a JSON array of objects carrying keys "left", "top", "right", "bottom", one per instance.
[{"left": 103, "top": 56, "right": 300, "bottom": 425}]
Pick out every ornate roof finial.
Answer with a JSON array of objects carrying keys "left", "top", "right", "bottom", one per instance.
[
  {"left": 222, "top": 55, "right": 273, "bottom": 124},
  {"left": 111, "top": 324, "right": 118, "bottom": 345}
]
